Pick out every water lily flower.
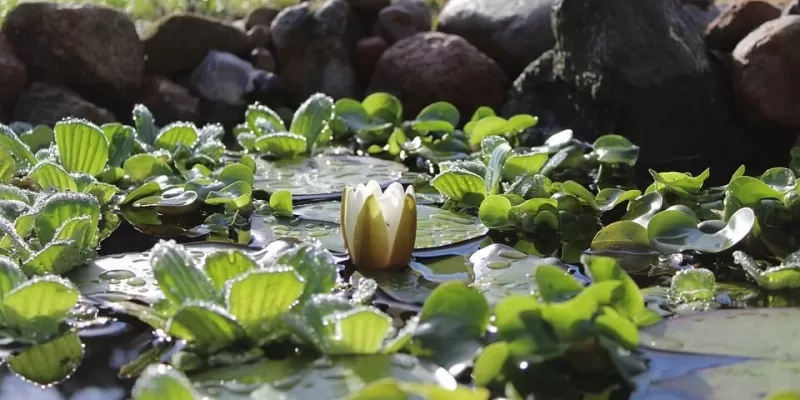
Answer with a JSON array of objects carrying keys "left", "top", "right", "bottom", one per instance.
[{"left": 341, "top": 181, "right": 417, "bottom": 270}]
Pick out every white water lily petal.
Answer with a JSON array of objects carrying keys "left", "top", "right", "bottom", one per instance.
[{"left": 378, "top": 182, "right": 405, "bottom": 255}]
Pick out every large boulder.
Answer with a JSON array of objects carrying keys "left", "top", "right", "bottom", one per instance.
[
  {"left": 2, "top": 3, "right": 143, "bottom": 111},
  {"left": 140, "top": 76, "right": 199, "bottom": 124},
  {"left": 376, "top": 0, "right": 431, "bottom": 43},
  {"left": 12, "top": 82, "right": 115, "bottom": 126},
  {"left": 0, "top": 33, "right": 26, "bottom": 110},
  {"left": 143, "top": 14, "right": 251, "bottom": 75},
  {"left": 706, "top": 1, "right": 781, "bottom": 52},
  {"left": 505, "top": 0, "right": 746, "bottom": 179},
  {"left": 733, "top": 16, "right": 800, "bottom": 128},
  {"left": 437, "top": 0, "right": 555, "bottom": 77},
  {"left": 270, "top": 0, "right": 361, "bottom": 105},
  {"left": 369, "top": 31, "right": 508, "bottom": 120}
]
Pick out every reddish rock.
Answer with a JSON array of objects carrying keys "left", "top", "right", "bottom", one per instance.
[
  {"left": 353, "top": 36, "right": 388, "bottom": 83},
  {"left": 369, "top": 32, "right": 508, "bottom": 120},
  {"left": 251, "top": 48, "right": 276, "bottom": 73},
  {"left": 247, "top": 25, "right": 271, "bottom": 49},
  {"left": 733, "top": 16, "right": 800, "bottom": 127},
  {"left": 140, "top": 76, "right": 199, "bottom": 124},
  {"left": 706, "top": 1, "right": 781, "bottom": 52},
  {"left": 12, "top": 82, "right": 115, "bottom": 126},
  {"left": 0, "top": 33, "right": 26, "bottom": 109}
]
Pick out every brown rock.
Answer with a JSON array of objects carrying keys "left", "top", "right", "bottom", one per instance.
[
  {"left": 12, "top": 82, "right": 115, "bottom": 126},
  {"left": 140, "top": 76, "right": 199, "bottom": 124},
  {"left": 369, "top": 32, "right": 508, "bottom": 120},
  {"left": 734, "top": 15, "right": 800, "bottom": 127},
  {"left": 0, "top": 33, "right": 26, "bottom": 109},
  {"left": 245, "top": 6, "right": 281, "bottom": 30},
  {"left": 353, "top": 36, "right": 388, "bottom": 83},
  {"left": 2, "top": 3, "right": 143, "bottom": 110},
  {"left": 251, "top": 48, "right": 276, "bottom": 72},
  {"left": 376, "top": 0, "right": 431, "bottom": 43},
  {"left": 248, "top": 25, "right": 271, "bottom": 49},
  {"left": 143, "top": 14, "right": 251, "bottom": 75},
  {"left": 706, "top": 1, "right": 781, "bottom": 52}
]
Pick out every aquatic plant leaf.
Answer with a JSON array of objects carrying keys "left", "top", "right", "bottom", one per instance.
[
  {"left": 348, "top": 378, "right": 490, "bottom": 400},
  {"left": 589, "top": 221, "right": 657, "bottom": 273},
  {"left": 34, "top": 192, "right": 99, "bottom": 246},
  {"left": 84, "top": 181, "right": 118, "bottom": 204},
  {"left": 102, "top": 123, "right": 135, "bottom": 168},
  {"left": 649, "top": 168, "right": 711, "bottom": 196},
  {"left": 225, "top": 268, "right": 305, "bottom": 338},
  {"left": 0, "top": 148, "right": 14, "bottom": 183},
  {"left": 54, "top": 119, "right": 109, "bottom": 176},
  {"left": 593, "top": 134, "right": 639, "bottom": 166},
  {"left": 595, "top": 188, "right": 642, "bottom": 212},
  {"left": 3, "top": 276, "right": 79, "bottom": 340},
  {"left": 734, "top": 250, "right": 800, "bottom": 290},
  {"left": 123, "top": 154, "right": 173, "bottom": 183},
  {"left": 269, "top": 190, "right": 293, "bottom": 217},
  {"left": 132, "top": 104, "right": 158, "bottom": 145},
  {"left": 18, "top": 125, "right": 54, "bottom": 153},
  {"left": 254, "top": 155, "right": 406, "bottom": 201},
  {"left": 413, "top": 102, "right": 459, "bottom": 133},
  {"left": 493, "top": 295, "right": 565, "bottom": 360},
  {"left": 431, "top": 169, "right": 486, "bottom": 203},
  {"left": 534, "top": 265, "right": 585, "bottom": 302},
  {"left": 133, "top": 364, "right": 200, "bottom": 400},
  {"left": 202, "top": 250, "right": 259, "bottom": 291},
  {"left": 121, "top": 181, "right": 164, "bottom": 205},
  {"left": 362, "top": 92, "right": 403, "bottom": 124},
  {"left": 647, "top": 207, "right": 754, "bottom": 254},
  {"left": 166, "top": 301, "right": 246, "bottom": 352},
  {"left": 204, "top": 181, "right": 252, "bottom": 210},
  {"left": 502, "top": 151, "right": 549, "bottom": 181},
  {"left": 473, "top": 342, "right": 509, "bottom": 387},
  {"left": 290, "top": 93, "right": 334, "bottom": 151},
  {"left": 8, "top": 330, "right": 84, "bottom": 385},
  {"left": 274, "top": 242, "right": 338, "bottom": 304},
  {"left": 254, "top": 132, "right": 307, "bottom": 158},
  {"left": 246, "top": 102, "right": 286, "bottom": 134},
  {"left": 323, "top": 307, "right": 394, "bottom": 355},
  {"left": 582, "top": 255, "right": 646, "bottom": 322},
  {"left": 0, "top": 256, "right": 25, "bottom": 298},
  {"left": 155, "top": 122, "right": 199, "bottom": 151},
  {"left": 621, "top": 192, "right": 663, "bottom": 227},
  {"left": 23, "top": 240, "right": 85, "bottom": 276},
  {"left": 640, "top": 308, "right": 800, "bottom": 359},
  {"left": 217, "top": 163, "right": 254, "bottom": 187},
  {"left": 593, "top": 306, "right": 638, "bottom": 349},
  {"left": 410, "top": 281, "right": 489, "bottom": 370},
  {"left": 483, "top": 137, "right": 511, "bottom": 196},
  {"left": 669, "top": 268, "right": 716, "bottom": 303},
  {"left": 150, "top": 241, "right": 217, "bottom": 305},
  {"left": 760, "top": 167, "right": 797, "bottom": 193},
  {"left": 0, "top": 124, "right": 36, "bottom": 167},
  {"left": 29, "top": 162, "right": 77, "bottom": 192}
]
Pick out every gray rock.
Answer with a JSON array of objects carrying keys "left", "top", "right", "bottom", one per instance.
[
  {"left": 0, "top": 33, "right": 26, "bottom": 110},
  {"left": 270, "top": 0, "right": 360, "bottom": 104},
  {"left": 245, "top": 6, "right": 281, "bottom": 30},
  {"left": 706, "top": 1, "right": 780, "bottom": 52},
  {"left": 505, "top": 0, "right": 745, "bottom": 178},
  {"left": 376, "top": 0, "right": 431, "bottom": 43},
  {"left": 369, "top": 32, "right": 509, "bottom": 121},
  {"left": 12, "top": 82, "right": 115, "bottom": 126},
  {"left": 143, "top": 14, "right": 251, "bottom": 75},
  {"left": 438, "top": 0, "right": 555, "bottom": 77},
  {"left": 2, "top": 3, "right": 143, "bottom": 110},
  {"left": 186, "top": 50, "right": 270, "bottom": 105}
]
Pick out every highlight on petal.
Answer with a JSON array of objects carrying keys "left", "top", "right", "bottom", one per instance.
[
  {"left": 351, "top": 194, "right": 390, "bottom": 269},
  {"left": 378, "top": 182, "right": 405, "bottom": 255},
  {"left": 387, "top": 190, "right": 417, "bottom": 268}
]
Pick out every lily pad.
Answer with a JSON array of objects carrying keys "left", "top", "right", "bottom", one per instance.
[
  {"left": 640, "top": 308, "right": 800, "bottom": 360},
  {"left": 67, "top": 242, "right": 258, "bottom": 303},
  {"left": 253, "top": 156, "right": 407, "bottom": 201},
  {"left": 189, "top": 354, "right": 456, "bottom": 399},
  {"left": 280, "top": 202, "right": 488, "bottom": 253}
]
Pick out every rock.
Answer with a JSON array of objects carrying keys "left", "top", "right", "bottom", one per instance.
[
  {"left": 682, "top": 0, "right": 713, "bottom": 9},
  {"left": 0, "top": 33, "right": 26, "bottom": 110},
  {"left": 353, "top": 36, "right": 388, "bottom": 84},
  {"left": 515, "top": 0, "right": 746, "bottom": 179},
  {"left": 143, "top": 14, "right": 251, "bottom": 75},
  {"left": 437, "top": 0, "right": 555, "bottom": 77},
  {"left": 12, "top": 82, "right": 115, "bottom": 126},
  {"left": 245, "top": 6, "right": 281, "bottom": 30},
  {"left": 140, "top": 76, "right": 199, "bottom": 124},
  {"left": 369, "top": 32, "right": 509, "bottom": 120},
  {"left": 783, "top": 0, "right": 799, "bottom": 15},
  {"left": 733, "top": 16, "right": 800, "bottom": 128},
  {"left": 248, "top": 25, "right": 271, "bottom": 48},
  {"left": 186, "top": 50, "right": 271, "bottom": 105},
  {"left": 270, "top": 0, "right": 360, "bottom": 104},
  {"left": 376, "top": 0, "right": 431, "bottom": 43},
  {"left": 2, "top": 3, "right": 143, "bottom": 110},
  {"left": 706, "top": 1, "right": 781, "bottom": 52},
  {"left": 683, "top": 3, "right": 722, "bottom": 29},
  {"left": 251, "top": 48, "right": 276, "bottom": 72}
]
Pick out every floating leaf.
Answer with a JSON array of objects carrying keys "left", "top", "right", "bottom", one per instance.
[
  {"left": 362, "top": 92, "right": 403, "bottom": 124},
  {"left": 290, "top": 93, "right": 334, "bottom": 151},
  {"left": 155, "top": 122, "right": 199, "bottom": 151},
  {"left": 124, "top": 154, "right": 173, "bottom": 183},
  {"left": 150, "top": 241, "right": 217, "bottom": 305},
  {"left": 102, "top": 123, "right": 136, "bottom": 168},
  {"left": 431, "top": 169, "right": 486, "bottom": 203},
  {"left": 0, "top": 124, "right": 36, "bottom": 167},
  {"left": 3, "top": 276, "right": 79, "bottom": 340},
  {"left": 589, "top": 221, "right": 657, "bottom": 273},
  {"left": 34, "top": 192, "right": 100, "bottom": 246},
  {"left": 132, "top": 364, "right": 200, "bottom": 400},
  {"left": 593, "top": 135, "right": 639, "bottom": 166},
  {"left": 166, "top": 301, "right": 246, "bottom": 352},
  {"left": 247, "top": 102, "right": 286, "bottom": 134},
  {"left": 53, "top": 119, "right": 109, "bottom": 176},
  {"left": 269, "top": 190, "right": 293, "bottom": 217},
  {"left": 29, "top": 162, "right": 77, "bottom": 192},
  {"left": 324, "top": 307, "right": 393, "bottom": 355},
  {"left": 18, "top": 125, "right": 54, "bottom": 153},
  {"left": 217, "top": 163, "right": 254, "bottom": 187},
  {"left": 133, "top": 104, "right": 158, "bottom": 145},
  {"left": 502, "top": 152, "right": 549, "bottom": 181},
  {"left": 225, "top": 268, "right": 305, "bottom": 338},
  {"left": 647, "top": 208, "right": 755, "bottom": 254},
  {"left": 202, "top": 250, "right": 259, "bottom": 291},
  {"left": 255, "top": 132, "right": 307, "bottom": 158},
  {"left": 669, "top": 268, "right": 716, "bottom": 304},
  {"left": 8, "top": 330, "right": 84, "bottom": 385},
  {"left": 205, "top": 181, "right": 253, "bottom": 210}
]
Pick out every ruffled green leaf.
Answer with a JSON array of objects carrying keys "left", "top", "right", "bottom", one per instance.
[
  {"left": 225, "top": 268, "right": 305, "bottom": 338},
  {"left": 155, "top": 122, "right": 199, "bottom": 151},
  {"left": 54, "top": 119, "right": 109, "bottom": 176},
  {"left": 290, "top": 93, "right": 334, "bottom": 152},
  {"left": 102, "top": 123, "right": 136, "bottom": 168},
  {"left": 431, "top": 169, "right": 486, "bottom": 203},
  {"left": 324, "top": 307, "right": 393, "bottom": 355},
  {"left": 255, "top": 132, "right": 307, "bottom": 158},
  {"left": 150, "top": 241, "right": 217, "bottom": 305},
  {"left": 204, "top": 181, "right": 253, "bottom": 210},
  {"left": 18, "top": 125, "right": 54, "bottom": 153},
  {"left": 2, "top": 276, "right": 79, "bottom": 340},
  {"left": 33, "top": 192, "right": 99, "bottom": 246},
  {"left": 166, "top": 301, "right": 245, "bottom": 352},
  {"left": 593, "top": 134, "right": 639, "bottom": 166},
  {"left": 132, "top": 365, "right": 200, "bottom": 400},
  {"left": 0, "top": 124, "right": 36, "bottom": 167},
  {"left": 648, "top": 207, "right": 754, "bottom": 254},
  {"left": 29, "top": 162, "right": 78, "bottom": 192},
  {"left": 202, "top": 250, "right": 259, "bottom": 291},
  {"left": 133, "top": 104, "right": 158, "bottom": 145},
  {"left": 269, "top": 190, "right": 293, "bottom": 217},
  {"left": 0, "top": 256, "right": 25, "bottom": 298},
  {"left": 246, "top": 102, "right": 286, "bottom": 134},
  {"left": 8, "top": 330, "right": 84, "bottom": 385},
  {"left": 123, "top": 154, "right": 173, "bottom": 183}
]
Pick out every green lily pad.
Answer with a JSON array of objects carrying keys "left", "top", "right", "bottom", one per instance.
[
  {"left": 190, "top": 354, "right": 456, "bottom": 399},
  {"left": 285, "top": 201, "right": 488, "bottom": 252},
  {"left": 253, "top": 156, "right": 407, "bottom": 201},
  {"left": 640, "top": 308, "right": 800, "bottom": 360},
  {"left": 67, "top": 242, "right": 259, "bottom": 304},
  {"left": 648, "top": 360, "right": 800, "bottom": 400},
  {"left": 589, "top": 221, "right": 658, "bottom": 273}
]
